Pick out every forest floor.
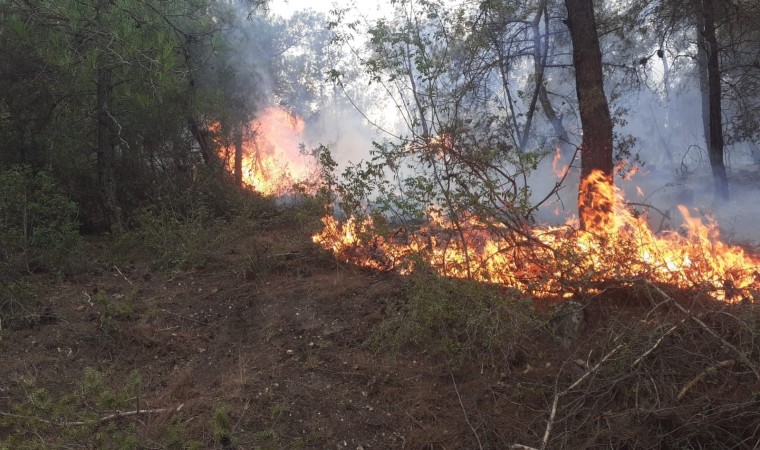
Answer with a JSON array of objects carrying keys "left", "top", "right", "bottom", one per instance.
[{"left": 2, "top": 206, "right": 760, "bottom": 449}]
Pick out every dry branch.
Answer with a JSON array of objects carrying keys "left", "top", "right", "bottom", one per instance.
[
  {"left": 537, "top": 343, "right": 624, "bottom": 450},
  {"left": 450, "top": 371, "right": 484, "bottom": 450},
  {"left": 0, "top": 404, "right": 183, "bottom": 427},
  {"left": 677, "top": 360, "right": 735, "bottom": 401},
  {"left": 112, "top": 265, "right": 132, "bottom": 285},
  {"left": 632, "top": 317, "right": 686, "bottom": 368},
  {"left": 643, "top": 281, "right": 760, "bottom": 380}
]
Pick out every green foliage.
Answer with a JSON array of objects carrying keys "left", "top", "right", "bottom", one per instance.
[
  {"left": 0, "top": 369, "right": 141, "bottom": 449},
  {"left": 116, "top": 173, "right": 284, "bottom": 272},
  {"left": 0, "top": 0, "right": 236, "bottom": 230},
  {"left": 124, "top": 203, "right": 225, "bottom": 271},
  {"left": 0, "top": 368, "right": 211, "bottom": 449},
  {"left": 326, "top": 1, "right": 549, "bottom": 251},
  {"left": 211, "top": 403, "right": 233, "bottom": 446},
  {"left": 0, "top": 281, "right": 39, "bottom": 328},
  {"left": 92, "top": 289, "right": 136, "bottom": 335},
  {"left": 164, "top": 421, "right": 204, "bottom": 450},
  {"left": 0, "top": 166, "right": 82, "bottom": 277},
  {"left": 373, "top": 269, "right": 539, "bottom": 367}
]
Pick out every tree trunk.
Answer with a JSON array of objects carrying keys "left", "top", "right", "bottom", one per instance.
[
  {"left": 535, "top": 0, "right": 570, "bottom": 155},
  {"left": 234, "top": 122, "right": 244, "bottom": 186},
  {"left": 96, "top": 0, "right": 123, "bottom": 233},
  {"left": 564, "top": 0, "right": 615, "bottom": 231},
  {"left": 698, "top": 0, "right": 729, "bottom": 200},
  {"left": 188, "top": 118, "right": 217, "bottom": 167}
]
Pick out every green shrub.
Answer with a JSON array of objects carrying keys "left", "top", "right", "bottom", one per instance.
[
  {"left": 0, "top": 369, "right": 143, "bottom": 449},
  {"left": 0, "top": 165, "right": 82, "bottom": 277},
  {"left": 117, "top": 172, "right": 285, "bottom": 272},
  {"left": 124, "top": 203, "right": 225, "bottom": 271},
  {"left": 0, "top": 368, "right": 222, "bottom": 449},
  {"left": 0, "top": 281, "right": 39, "bottom": 330},
  {"left": 211, "top": 403, "right": 232, "bottom": 446},
  {"left": 373, "top": 269, "right": 540, "bottom": 367}
]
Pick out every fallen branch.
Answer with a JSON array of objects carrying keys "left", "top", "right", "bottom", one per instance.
[
  {"left": 112, "top": 265, "right": 133, "bottom": 285},
  {"left": 0, "top": 404, "right": 183, "bottom": 427},
  {"left": 632, "top": 317, "right": 687, "bottom": 368},
  {"left": 677, "top": 360, "right": 735, "bottom": 401},
  {"left": 450, "top": 371, "right": 484, "bottom": 450},
  {"left": 538, "top": 343, "right": 624, "bottom": 450},
  {"left": 644, "top": 281, "right": 760, "bottom": 380}
]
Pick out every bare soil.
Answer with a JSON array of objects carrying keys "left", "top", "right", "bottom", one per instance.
[{"left": 2, "top": 217, "right": 760, "bottom": 449}]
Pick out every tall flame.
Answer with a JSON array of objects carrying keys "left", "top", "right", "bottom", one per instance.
[
  {"left": 313, "top": 170, "right": 760, "bottom": 302},
  {"left": 219, "top": 107, "right": 315, "bottom": 195}
]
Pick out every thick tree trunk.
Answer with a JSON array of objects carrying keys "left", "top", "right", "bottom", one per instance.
[
  {"left": 698, "top": 0, "right": 729, "bottom": 200},
  {"left": 564, "top": 0, "right": 615, "bottom": 230},
  {"left": 96, "top": 0, "right": 123, "bottom": 233}
]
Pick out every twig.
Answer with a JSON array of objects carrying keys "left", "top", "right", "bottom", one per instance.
[
  {"left": 540, "top": 394, "right": 560, "bottom": 450},
  {"left": 632, "top": 318, "right": 687, "bottom": 368},
  {"left": 0, "top": 404, "right": 183, "bottom": 427},
  {"left": 112, "top": 265, "right": 133, "bottom": 285},
  {"left": 564, "top": 344, "right": 623, "bottom": 393},
  {"left": 232, "top": 398, "right": 251, "bottom": 434},
  {"left": 625, "top": 201, "right": 671, "bottom": 222},
  {"left": 82, "top": 291, "right": 93, "bottom": 307},
  {"left": 539, "top": 343, "right": 624, "bottom": 450},
  {"left": 677, "top": 360, "right": 734, "bottom": 401},
  {"left": 450, "top": 371, "right": 484, "bottom": 450},
  {"left": 644, "top": 281, "right": 760, "bottom": 380},
  {"left": 266, "top": 252, "right": 302, "bottom": 259}
]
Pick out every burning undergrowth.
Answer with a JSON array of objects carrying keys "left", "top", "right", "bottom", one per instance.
[
  {"left": 217, "top": 106, "right": 319, "bottom": 196},
  {"left": 313, "top": 170, "right": 760, "bottom": 303},
  {"left": 210, "top": 108, "right": 760, "bottom": 303}
]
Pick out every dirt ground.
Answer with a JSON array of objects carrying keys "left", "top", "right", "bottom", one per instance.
[{"left": 2, "top": 217, "right": 760, "bottom": 449}]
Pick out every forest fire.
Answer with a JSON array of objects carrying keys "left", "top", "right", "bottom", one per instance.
[
  {"left": 219, "top": 107, "right": 315, "bottom": 195},
  {"left": 313, "top": 170, "right": 760, "bottom": 302}
]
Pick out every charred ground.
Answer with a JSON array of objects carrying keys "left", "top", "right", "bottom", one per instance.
[{"left": 2, "top": 202, "right": 760, "bottom": 449}]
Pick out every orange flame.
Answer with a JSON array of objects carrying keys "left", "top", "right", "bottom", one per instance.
[
  {"left": 552, "top": 147, "right": 568, "bottom": 178},
  {"left": 218, "top": 107, "right": 316, "bottom": 195},
  {"left": 313, "top": 170, "right": 760, "bottom": 302}
]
